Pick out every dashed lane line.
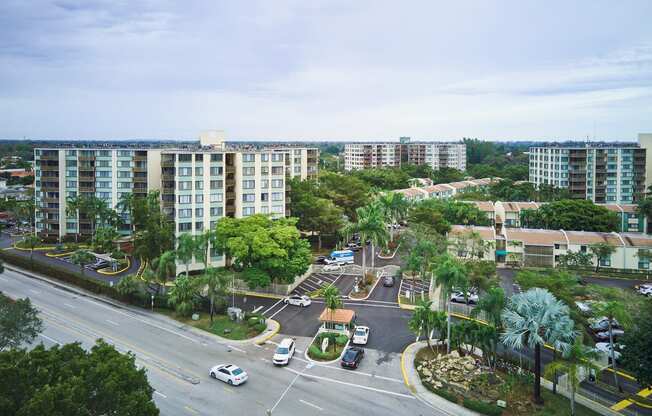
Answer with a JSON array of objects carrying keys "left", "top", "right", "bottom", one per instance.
[{"left": 154, "top": 391, "right": 167, "bottom": 399}]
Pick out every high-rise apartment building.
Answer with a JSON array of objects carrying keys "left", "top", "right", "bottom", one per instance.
[
  {"left": 343, "top": 139, "right": 466, "bottom": 171},
  {"left": 34, "top": 132, "right": 319, "bottom": 259},
  {"left": 528, "top": 144, "right": 646, "bottom": 204}
]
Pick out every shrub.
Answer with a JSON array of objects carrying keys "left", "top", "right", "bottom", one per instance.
[
  {"left": 254, "top": 322, "right": 266, "bottom": 333},
  {"left": 421, "top": 381, "right": 458, "bottom": 403},
  {"left": 308, "top": 345, "right": 340, "bottom": 361},
  {"left": 335, "top": 335, "right": 348, "bottom": 346},
  {"left": 462, "top": 398, "right": 503, "bottom": 416},
  {"left": 248, "top": 317, "right": 260, "bottom": 327}
]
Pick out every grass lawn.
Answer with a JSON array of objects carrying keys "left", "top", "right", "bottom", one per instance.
[{"left": 157, "top": 309, "right": 265, "bottom": 340}]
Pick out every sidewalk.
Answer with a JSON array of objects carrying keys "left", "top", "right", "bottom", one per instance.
[{"left": 402, "top": 341, "right": 480, "bottom": 416}]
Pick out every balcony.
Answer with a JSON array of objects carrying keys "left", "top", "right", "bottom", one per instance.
[
  {"left": 40, "top": 163, "right": 59, "bottom": 171},
  {"left": 79, "top": 186, "right": 95, "bottom": 193},
  {"left": 39, "top": 153, "right": 59, "bottom": 161}
]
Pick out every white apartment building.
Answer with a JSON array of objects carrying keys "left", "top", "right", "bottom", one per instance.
[{"left": 343, "top": 140, "right": 466, "bottom": 171}]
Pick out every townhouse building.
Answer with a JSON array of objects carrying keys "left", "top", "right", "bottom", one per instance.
[{"left": 343, "top": 139, "right": 466, "bottom": 171}]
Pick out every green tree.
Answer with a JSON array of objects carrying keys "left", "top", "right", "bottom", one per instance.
[
  {"left": 470, "top": 287, "right": 505, "bottom": 370},
  {"left": 346, "top": 202, "right": 388, "bottom": 277},
  {"left": 0, "top": 340, "right": 159, "bottom": 416},
  {"left": 66, "top": 195, "right": 119, "bottom": 237},
  {"left": 176, "top": 233, "right": 196, "bottom": 277},
  {"left": 70, "top": 250, "right": 96, "bottom": 276},
  {"left": 558, "top": 250, "right": 593, "bottom": 269},
  {"left": 352, "top": 167, "right": 411, "bottom": 190},
  {"left": 20, "top": 234, "right": 41, "bottom": 265},
  {"left": 202, "top": 267, "right": 231, "bottom": 322},
  {"left": 621, "top": 304, "right": 652, "bottom": 387},
  {"left": 592, "top": 301, "right": 631, "bottom": 392},
  {"left": 543, "top": 340, "right": 600, "bottom": 416},
  {"left": 412, "top": 199, "right": 490, "bottom": 227},
  {"left": 167, "top": 275, "right": 199, "bottom": 316},
  {"left": 434, "top": 256, "right": 468, "bottom": 353},
  {"left": 143, "top": 251, "right": 177, "bottom": 294},
  {"left": 115, "top": 274, "right": 141, "bottom": 297},
  {"left": 117, "top": 192, "right": 138, "bottom": 233},
  {"left": 378, "top": 192, "right": 410, "bottom": 243},
  {"left": 407, "top": 203, "right": 451, "bottom": 235},
  {"left": 318, "top": 172, "right": 371, "bottom": 221},
  {"left": 520, "top": 199, "right": 620, "bottom": 232},
  {"left": 589, "top": 242, "right": 616, "bottom": 273},
  {"left": 194, "top": 229, "right": 215, "bottom": 271},
  {"left": 132, "top": 191, "right": 174, "bottom": 264},
  {"left": 501, "top": 288, "right": 577, "bottom": 405},
  {"left": 0, "top": 293, "right": 43, "bottom": 350},
  {"left": 408, "top": 299, "right": 438, "bottom": 352},
  {"left": 93, "top": 226, "right": 119, "bottom": 254},
  {"left": 322, "top": 285, "right": 342, "bottom": 324}
]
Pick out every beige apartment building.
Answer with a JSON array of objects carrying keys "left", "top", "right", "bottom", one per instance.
[{"left": 344, "top": 139, "right": 466, "bottom": 171}]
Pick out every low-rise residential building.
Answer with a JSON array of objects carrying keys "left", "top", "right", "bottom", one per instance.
[{"left": 393, "top": 177, "right": 499, "bottom": 202}]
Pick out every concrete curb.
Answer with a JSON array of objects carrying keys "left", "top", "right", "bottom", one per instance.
[
  {"left": 98, "top": 256, "right": 132, "bottom": 275},
  {"left": 348, "top": 270, "right": 383, "bottom": 301},
  {"left": 377, "top": 243, "right": 400, "bottom": 260},
  {"left": 303, "top": 331, "right": 349, "bottom": 365},
  {"left": 256, "top": 319, "right": 281, "bottom": 345}
]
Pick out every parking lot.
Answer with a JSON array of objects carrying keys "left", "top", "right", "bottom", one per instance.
[{"left": 398, "top": 278, "right": 429, "bottom": 301}]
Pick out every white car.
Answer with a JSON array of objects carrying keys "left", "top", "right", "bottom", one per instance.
[
  {"left": 209, "top": 364, "right": 248, "bottom": 386},
  {"left": 450, "top": 292, "right": 479, "bottom": 304},
  {"left": 595, "top": 329, "right": 625, "bottom": 341},
  {"left": 636, "top": 284, "right": 652, "bottom": 296},
  {"left": 352, "top": 326, "right": 370, "bottom": 345},
  {"left": 272, "top": 338, "right": 296, "bottom": 366},
  {"left": 283, "top": 294, "right": 312, "bottom": 307},
  {"left": 594, "top": 343, "right": 624, "bottom": 361},
  {"left": 323, "top": 263, "right": 341, "bottom": 272},
  {"left": 589, "top": 317, "right": 620, "bottom": 332}
]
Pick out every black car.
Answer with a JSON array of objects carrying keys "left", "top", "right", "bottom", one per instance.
[
  {"left": 341, "top": 347, "right": 364, "bottom": 369},
  {"left": 315, "top": 256, "right": 327, "bottom": 264},
  {"left": 382, "top": 275, "right": 395, "bottom": 287}
]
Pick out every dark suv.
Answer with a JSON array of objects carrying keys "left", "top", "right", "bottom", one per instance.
[
  {"left": 382, "top": 275, "right": 395, "bottom": 287},
  {"left": 341, "top": 347, "right": 364, "bottom": 369}
]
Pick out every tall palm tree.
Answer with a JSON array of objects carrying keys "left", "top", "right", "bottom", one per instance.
[
  {"left": 144, "top": 250, "right": 177, "bottom": 294},
  {"left": 501, "top": 288, "right": 577, "bottom": 405},
  {"left": 378, "top": 192, "right": 409, "bottom": 244},
  {"left": 176, "top": 233, "right": 196, "bottom": 277},
  {"left": 117, "top": 192, "right": 136, "bottom": 233},
  {"left": 408, "top": 299, "right": 436, "bottom": 351},
  {"left": 434, "top": 256, "right": 468, "bottom": 353},
  {"left": 194, "top": 229, "right": 215, "bottom": 271},
  {"left": 322, "top": 285, "right": 342, "bottom": 326},
  {"left": 471, "top": 286, "right": 505, "bottom": 370},
  {"left": 202, "top": 267, "right": 230, "bottom": 323},
  {"left": 356, "top": 202, "right": 389, "bottom": 273},
  {"left": 592, "top": 300, "right": 630, "bottom": 392},
  {"left": 167, "top": 275, "right": 199, "bottom": 317},
  {"left": 21, "top": 234, "right": 41, "bottom": 266},
  {"left": 70, "top": 250, "right": 95, "bottom": 276},
  {"left": 544, "top": 340, "right": 600, "bottom": 416}
]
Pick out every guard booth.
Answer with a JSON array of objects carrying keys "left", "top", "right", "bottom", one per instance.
[{"left": 318, "top": 308, "right": 356, "bottom": 337}]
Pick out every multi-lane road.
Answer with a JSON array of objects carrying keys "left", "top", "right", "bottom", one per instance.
[{"left": 0, "top": 266, "right": 439, "bottom": 416}]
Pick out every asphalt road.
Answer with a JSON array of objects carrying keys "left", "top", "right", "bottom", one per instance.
[{"left": 1, "top": 267, "right": 437, "bottom": 416}]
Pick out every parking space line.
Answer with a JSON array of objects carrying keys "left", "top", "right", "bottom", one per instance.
[
  {"left": 299, "top": 399, "right": 323, "bottom": 411},
  {"left": 154, "top": 390, "right": 167, "bottom": 399},
  {"left": 268, "top": 304, "right": 288, "bottom": 320},
  {"left": 262, "top": 299, "right": 284, "bottom": 316}
]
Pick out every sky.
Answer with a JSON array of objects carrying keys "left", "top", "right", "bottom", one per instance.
[{"left": 1, "top": 0, "right": 651, "bottom": 141}]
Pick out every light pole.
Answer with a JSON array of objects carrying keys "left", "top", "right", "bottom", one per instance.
[{"left": 151, "top": 294, "right": 154, "bottom": 312}]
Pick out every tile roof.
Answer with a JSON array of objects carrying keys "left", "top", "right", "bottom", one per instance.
[{"left": 319, "top": 308, "right": 356, "bottom": 324}]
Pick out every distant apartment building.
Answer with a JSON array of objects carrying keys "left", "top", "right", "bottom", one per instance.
[
  {"left": 343, "top": 139, "right": 466, "bottom": 171},
  {"left": 34, "top": 132, "right": 319, "bottom": 259},
  {"left": 528, "top": 143, "right": 646, "bottom": 204}
]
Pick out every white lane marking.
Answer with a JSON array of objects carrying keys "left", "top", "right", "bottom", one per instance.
[
  {"left": 106, "top": 319, "right": 119, "bottom": 326},
  {"left": 284, "top": 367, "right": 414, "bottom": 399},
  {"left": 267, "top": 304, "right": 288, "bottom": 320},
  {"left": 63, "top": 303, "right": 75, "bottom": 309},
  {"left": 262, "top": 299, "right": 284, "bottom": 316},
  {"left": 299, "top": 399, "right": 323, "bottom": 411},
  {"left": 292, "top": 356, "right": 403, "bottom": 383},
  {"left": 29, "top": 289, "right": 40, "bottom": 294},
  {"left": 271, "top": 371, "right": 302, "bottom": 412},
  {"left": 39, "top": 333, "right": 62, "bottom": 345},
  {"left": 227, "top": 345, "right": 246, "bottom": 353},
  {"left": 154, "top": 390, "right": 167, "bottom": 399},
  {"left": 310, "top": 300, "right": 400, "bottom": 309},
  {"left": 251, "top": 305, "right": 263, "bottom": 313}
]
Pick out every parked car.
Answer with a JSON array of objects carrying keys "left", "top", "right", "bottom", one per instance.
[
  {"left": 323, "top": 263, "right": 341, "bottom": 272},
  {"left": 346, "top": 243, "right": 362, "bottom": 251},
  {"left": 272, "top": 338, "right": 296, "bottom": 366},
  {"left": 594, "top": 343, "right": 624, "bottom": 363},
  {"left": 352, "top": 326, "right": 370, "bottom": 345},
  {"left": 594, "top": 329, "right": 625, "bottom": 341},
  {"left": 589, "top": 317, "right": 620, "bottom": 332},
  {"left": 341, "top": 347, "right": 365, "bottom": 369},
  {"left": 88, "top": 259, "right": 110, "bottom": 270},
  {"left": 209, "top": 364, "right": 248, "bottom": 386},
  {"left": 450, "top": 292, "right": 479, "bottom": 304},
  {"left": 283, "top": 294, "right": 311, "bottom": 307},
  {"left": 575, "top": 301, "right": 593, "bottom": 315},
  {"left": 382, "top": 275, "right": 395, "bottom": 287},
  {"left": 315, "top": 255, "right": 327, "bottom": 264},
  {"left": 635, "top": 284, "right": 652, "bottom": 296}
]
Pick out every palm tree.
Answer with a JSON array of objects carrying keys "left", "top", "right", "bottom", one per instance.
[
  {"left": 70, "top": 250, "right": 96, "bottom": 276},
  {"left": 434, "top": 256, "right": 468, "bottom": 353},
  {"left": 322, "top": 285, "right": 342, "bottom": 326},
  {"left": 589, "top": 242, "right": 616, "bottom": 273},
  {"left": 592, "top": 300, "right": 630, "bottom": 392},
  {"left": 144, "top": 251, "right": 177, "bottom": 294},
  {"left": 378, "top": 192, "right": 409, "bottom": 244},
  {"left": 167, "top": 275, "right": 199, "bottom": 316},
  {"left": 501, "top": 288, "right": 577, "bottom": 405},
  {"left": 117, "top": 192, "right": 136, "bottom": 233},
  {"left": 203, "top": 267, "right": 230, "bottom": 323},
  {"left": 194, "top": 230, "right": 215, "bottom": 271},
  {"left": 471, "top": 287, "right": 505, "bottom": 370},
  {"left": 544, "top": 340, "right": 600, "bottom": 416},
  {"left": 355, "top": 203, "right": 389, "bottom": 273},
  {"left": 408, "top": 299, "right": 436, "bottom": 351},
  {"left": 21, "top": 234, "right": 41, "bottom": 266},
  {"left": 176, "top": 233, "right": 196, "bottom": 277}
]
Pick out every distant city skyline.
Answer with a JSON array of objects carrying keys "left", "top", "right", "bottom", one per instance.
[{"left": 1, "top": 1, "right": 651, "bottom": 140}]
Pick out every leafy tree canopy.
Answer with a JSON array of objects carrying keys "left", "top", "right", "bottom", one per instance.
[
  {"left": 520, "top": 199, "right": 620, "bottom": 232},
  {"left": 411, "top": 199, "right": 491, "bottom": 227},
  {"left": 0, "top": 293, "right": 43, "bottom": 350}
]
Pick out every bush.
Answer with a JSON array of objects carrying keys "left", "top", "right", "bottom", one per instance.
[
  {"left": 254, "top": 322, "right": 267, "bottom": 333},
  {"left": 421, "top": 381, "right": 458, "bottom": 403},
  {"left": 335, "top": 335, "right": 348, "bottom": 346},
  {"left": 248, "top": 317, "right": 260, "bottom": 327},
  {"left": 308, "top": 345, "right": 340, "bottom": 361},
  {"left": 462, "top": 398, "right": 503, "bottom": 416}
]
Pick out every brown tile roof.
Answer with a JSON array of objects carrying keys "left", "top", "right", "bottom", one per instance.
[
  {"left": 448, "top": 181, "right": 473, "bottom": 189},
  {"left": 466, "top": 201, "right": 494, "bottom": 212},
  {"left": 395, "top": 188, "right": 427, "bottom": 199},
  {"left": 319, "top": 308, "right": 356, "bottom": 324},
  {"left": 564, "top": 231, "right": 624, "bottom": 246},
  {"left": 505, "top": 228, "right": 566, "bottom": 246},
  {"left": 619, "top": 204, "right": 638, "bottom": 214},
  {"left": 449, "top": 225, "right": 495, "bottom": 240},
  {"left": 516, "top": 202, "right": 539, "bottom": 211},
  {"left": 617, "top": 233, "right": 652, "bottom": 248}
]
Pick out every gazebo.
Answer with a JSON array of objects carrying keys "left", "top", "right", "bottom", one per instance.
[{"left": 318, "top": 308, "right": 356, "bottom": 336}]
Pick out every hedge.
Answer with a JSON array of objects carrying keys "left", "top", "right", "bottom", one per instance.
[{"left": 462, "top": 398, "right": 503, "bottom": 416}]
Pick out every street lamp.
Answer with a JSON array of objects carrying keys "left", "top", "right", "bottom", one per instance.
[{"left": 151, "top": 294, "right": 154, "bottom": 312}]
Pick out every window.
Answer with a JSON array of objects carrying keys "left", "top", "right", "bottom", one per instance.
[
  {"left": 195, "top": 154, "right": 203, "bottom": 162},
  {"left": 66, "top": 170, "right": 77, "bottom": 177},
  {"left": 195, "top": 180, "right": 203, "bottom": 190},
  {"left": 272, "top": 179, "right": 283, "bottom": 188},
  {"left": 118, "top": 150, "right": 131, "bottom": 157},
  {"left": 97, "top": 160, "right": 110, "bottom": 167},
  {"left": 272, "top": 192, "right": 283, "bottom": 201},
  {"left": 261, "top": 166, "right": 269, "bottom": 175},
  {"left": 178, "top": 195, "right": 191, "bottom": 204},
  {"left": 243, "top": 167, "right": 255, "bottom": 176},
  {"left": 195, "top": 194, "right": 204, "bottom": 203},
  {"left": 271, "top": 205, "right": 284, "bottom": 214},
  {"left": 66, "top": 150, "right": 77, "bottom": 156},
  {"left": 242, "top": 180, "right": 255, "bottom": 189},
  {"left": 66, "top": 181, "right": 77, "bottom": 188},
  {"left": 260, "top": 206, "right": 269, "bottom": 214},
  {"left": 243, "top": 154, "right": 255, "bottom": 162},
  {"left": 261, "top": 192, "right": 268, "bottom": 202},
  {"left": 261, "top": 153, "right": 269, "bottom": 162},
  {"left": 210, "top": 193, "right": 223, "bottom": 203},
  {"left": 97, "top": 181, "right": 111, "bottom": 188},
  {"left": 178, "top": 154, "right": 192, "bottom": 162},
  {"left": 178, "top": 222, "right": 192, "bottom": 232},
  {"left": 242, "top": 193, "right": 255, "bottom": 202},
  {"left": 599, "top": 257, "right": 611, "bottom": 267},
  {"left": 210, "top": 154, "right": 222, "bottom": 162},
  {"left": 117, "top": 171, "right": 130, "bottom": 178},
  {"left": 99, "top": 150, "right": 111, "bottom": 157},
  {"left": 210, "top": 207, "right": 223, "bottom": 216},
  {"left": 210, "top": 180, "right": 223, "bottom": 190},
  {"left": 272, "top": 167, "right": 283, "bottom": 175},
  {"left": 261, "top": 179, "right": 269, "bottom": 189},
  {"left": 638, "top": 260, "right": 650, "bottom": 269},
  {"left": 178, "top": 181, "right": 191, "bottom": 191},
  {"left": 294, "top": 166, "right": 301, "bottom": 174},
  {"left": 210, "top": 166, "right": 223, "bottom": 176},
  {"left": 179, "top": 167, "right": 192, "bottom": 176},
  {"left": 66, "top": 160, "right": 77, "bottom": 167},
  {"left": 272, "top": 153, "right": 283, "bottom": 162},
  {"left": 195, "top": 222, "right": 203, "bottom": 231},
  {"left": 97, "top": 192, "right": 111, "bottom": 199},
  {"left": 243, "top": 207, "right": 255, "bottom": 216},
  {"left": 195, "top": 208, "right": 204, "bottom": 218},
  {"left": 178, "top": 209, "right": 192, "bottom": 218},
  {"left": 195, "top": 166, "right": 204, "bottom": 176}
]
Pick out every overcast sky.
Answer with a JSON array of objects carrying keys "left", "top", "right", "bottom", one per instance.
[{"left": 1, "top": 1, "right": 651, "bottom": 141}]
